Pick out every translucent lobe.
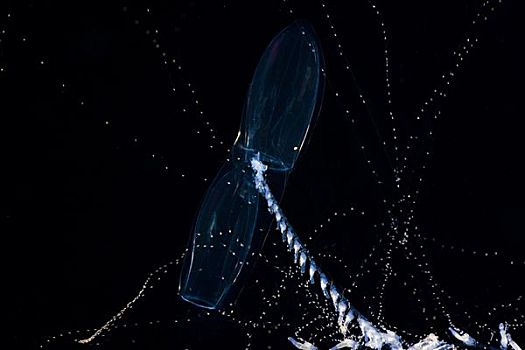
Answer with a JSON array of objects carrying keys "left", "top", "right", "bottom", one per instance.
[
  {"left": 179, "top": 163, "right": 258, "bottom": 308},
  {"left": 236, "top": 21, "right": 323, "bottom": 171}
]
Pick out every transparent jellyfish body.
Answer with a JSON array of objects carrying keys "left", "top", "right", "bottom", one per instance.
[{"left": 179, "top": 21, "right": 325, "bottom": 309}]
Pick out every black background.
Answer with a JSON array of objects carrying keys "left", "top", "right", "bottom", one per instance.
[{"left": 2, "top": 0, "right": 524, "bottom": 349}]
